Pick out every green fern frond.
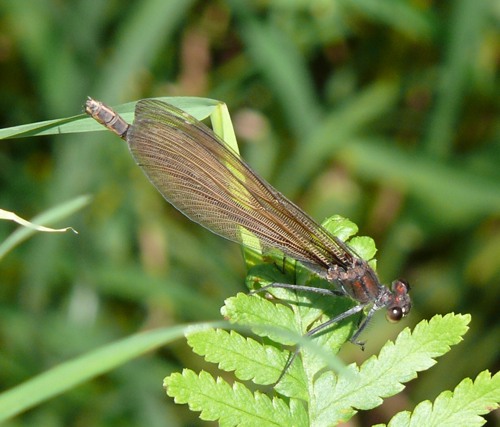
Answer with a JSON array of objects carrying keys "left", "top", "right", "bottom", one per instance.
[{"left": 164, "top": 369, "right": 308, "bottom": 427}]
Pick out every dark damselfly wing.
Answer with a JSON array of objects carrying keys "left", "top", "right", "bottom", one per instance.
[
  {"left": 85, "top": 97, "right": 411, "bottom": 338},
  {"left": 126, "top": 99, "right": 356, "bottom": 277}
]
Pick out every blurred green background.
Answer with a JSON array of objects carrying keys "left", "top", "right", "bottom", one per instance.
[{"left": 0, "top": 0, "right": 499, "bottom": 425}]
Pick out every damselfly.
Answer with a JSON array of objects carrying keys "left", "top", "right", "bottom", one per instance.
[{"left": 85, "top": 98, "right": 411, "bottom": 367}]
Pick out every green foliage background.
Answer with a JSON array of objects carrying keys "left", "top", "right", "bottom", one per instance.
[{"left": 0, "top": 0, "right": 498, "bottom": 425}]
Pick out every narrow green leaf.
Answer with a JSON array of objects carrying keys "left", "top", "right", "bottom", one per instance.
[
  {"left": 232, "top": 5, "right": 321, "bottom": 142},
  {"left": 0, "top": 323, "right": 224, "bottom": 423},
  {"left": 210, "top": 102, "right": 239, "bottom": 154},
  {"left": 423, "top": 0, "right": 487, "bottom": 157},
  {"left": 338, "top": 138, "right": 500, "bottom": 222},
  {"left": 347, "top": 0, "right": 434, "bottom": 39},
  {"left": 276, "top": 81, "right": 399, "bottom": 196},
  {"left": 0, "top": 97, "right": 219, "bottom": 139},
  {"left": 92, "top": 0, "right": 196, "bottom": 100}
]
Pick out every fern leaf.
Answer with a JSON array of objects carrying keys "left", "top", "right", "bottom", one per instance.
[
  {"left": 311, "top": 313, "right": 471, "bottom": 425},
  {"left": 221, "top": 293, "right": 300, "bottom": 345},
  {"left": 187, "top": 328, "right": 308, "bottom": 399},
  {"left": 387, "top": 370, "right": 500, "bottom": 427},
  {"left": 164, "top": 369, "right": 308, "bottom": 426}
]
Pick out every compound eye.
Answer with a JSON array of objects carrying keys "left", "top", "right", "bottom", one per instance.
[{"left": 387, "top": 306, "right": 403, "bottom": 322}]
